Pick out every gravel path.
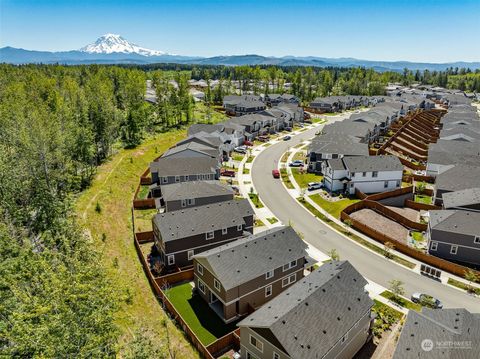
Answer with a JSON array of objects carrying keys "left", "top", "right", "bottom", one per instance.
[{"left": 350, "top": 208, "right": 408, "bottom": 244}]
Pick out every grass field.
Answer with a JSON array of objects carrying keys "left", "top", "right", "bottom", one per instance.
[
  {"left": 75, "top": 130, "right": 199, "bottom": 358},
  {"left": 193, "top": 102, "right": 228, "bottom": 124},
  {"left": 232, "top": 154, "right": 244, "bottom": 162},
  {"left": 411, "top": 231, "right": 425, "bottom": 242},
  {"left": 291, "top": 168, "right": 322, "bottom": 188},
  {"left": 414, "top": 194, "right": 432, "bottom": 204},
  {"left": 137, "top": 185, "right": 150, "bottom": 200},
  {"left": 165, "top": 283, "right": 238, "bottom": 345},
  {"left": 380, "top": 291, "right": 422, "bottom": 311},
  {"left": 309, "top": 194, "right": 360, "bottom": 219}
]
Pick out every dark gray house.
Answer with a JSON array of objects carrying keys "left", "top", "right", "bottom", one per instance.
[
  {"left": 149, "top": 157, "right": 220, "bottom": 186},
  {"left": 427, "top": 210, "right": 480, "bottom": 267},
  {"left": 433, "top": 165, "right": 480, "bottom": 206},
  {"left": 442, "top": 187, "right": 480, "bottom": 212},
  {"left": 223, "top": 95, "right": 266, "bottom": 116},
  {"left": 238, "top": 260, "right": 374, "bottom": 359},
  {"left": 152, "top": 199, "right": 253, "bottom": 270},
  {"left": 265, "top": 94, "right": 300, "bottom": 106},
  {"left": 309, "top": 97, "right": 342, "bottom": 112},
  {"left": 154, "top": 180, "right": 234, "bottom": 212},
  {"left": 192, "top": 226, "right": 310, "bottom": 323},
  {"left": 393, "top": 308, "right": 480, "bottom": 359}
]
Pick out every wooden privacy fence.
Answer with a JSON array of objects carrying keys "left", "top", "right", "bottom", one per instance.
[
  {"left": 411, "top": 173, "right": 435, "bottom": 183},
  {"left": 341, "top": 212, "right": 480, "bottom": 281},
  {"left": 364, "top": 186, "right": 413, "bottom": 202},
  {"left": 135, "top": 231, "right": 154, "bottom": 243},
  {"left": 133, "top": 198, "right": 155, "bottom": 209},
  {"left": 404, "top": 199, "right": 441, "bottom": 211},
  {"left": 133, "top": 228, "right": 239, "bottom": 358}
]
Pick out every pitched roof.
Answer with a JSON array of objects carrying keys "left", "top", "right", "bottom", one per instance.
[
  {"left": 150, "top": 157, "right": 219, "bottom": 177},
  {"left": 160, "top": 180, "right": 234, "bottom": 202},
  {"left": 162, "top": 142, "right": 219, "bottom": 158},
  {"left": 193, "top": 226, "right": 308, "bottom": 290},
  {"left": 442, "top": 187, "right": 480, "bottom": 209},
  {"left": 238, "top": 261, "right": 373, "bottom": 359},
  {"left": 309, "top": 133, "right": 369, "bottom": 157},
  {"left": 153, "top": 199, "right": 253, "bottom": 242},
  {"left": 435, "top": 165, "right": 480, "bottom": 192},
  {"left": 429, "top": 210, "right": 480, "bottom": 237},
  {"left": 327, "top": 158, "right": 347, "bottom": 171},
  {"left": 393, "top": 308, "right": 480, "bottom": 359},
  {"left": 343, "top": 155, "right": 403, "bottom": 173}
]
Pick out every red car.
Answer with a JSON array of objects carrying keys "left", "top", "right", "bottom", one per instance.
[
  {"left": 221, "top": 169, "right": 236, "bottom": 177},
  {"left": 272, "top": 169, "right": 280, "bottom": 178},
  {"left": 244, "top": 140, "right": 253, "bottom": 146}
]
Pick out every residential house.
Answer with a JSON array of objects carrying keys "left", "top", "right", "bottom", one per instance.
[
  {"left": 152, "top": 199, "right": 254, "bottom": 270},
  {"left": 307, "top": 133, "right": 369, "bottom": 173},
  {"left": 433, "top": 165, "right": 480, "bottom": 205},
  {"left": 309, "top": 97, "right": 342, "bottom": 112},
  {"left": 162, "top": 141, "right": 221, "bottom": 161},
  {"left": 442, "top": 187, "right": 480, "bottom": 212},
  {"left": 192, "top": 226, "right": 310, "bottom": 323},
  {"left": 150, "top": 157, "right": 220, "bottom": 185},
  {"left": 427, "top": 210, "right": 480, "bottom": 267},
  {"left": 265, "top": 94, "right": 300, "bottom": 106},
  {"left": 393, "top": 308, "right": 480, "bottom": 359},
  {"left": 322, "top": 155, "right": 403, "bottom": 195},
  {"left": 223, "top": 95, "right": 266, "bottom": 116},
  {"left": 154, "top": 180, "right": 234, "bottom": 212},
  {"left": 427, "top": 140, "right": 480, "bottom": 177},
  {"left": 238, "top": 260, "right": 374, "bottom": 359}
]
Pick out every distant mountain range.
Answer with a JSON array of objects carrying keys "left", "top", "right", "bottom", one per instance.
[{"left": 2, "top": 34, "right": 479, "bottom": 72}]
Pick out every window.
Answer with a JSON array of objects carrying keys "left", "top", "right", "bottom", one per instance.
[
  {"left": 273, "top": 352, "right": 280, "bottom": 359},
  {"left": 450, "top": 245, "right": 458, "bottom": 255},
  {"left": 197, "top": 280, "right": 206, "bottom": 294},
  {"left": 396, "top": 180, "right": 401, "bottom": 187},
  {"left": 214, "top": 278, "right": 221, "bottom": 291},
  {"left": 249, "top": 335, "right": 263, "bottom": 352},
  {"left": 362, "top": 172, "right": 366, "bottom": 177},
  {"left": 384, "top": 181, "right": 389, "bottom": 188},
  {"left": 265, "top": 285, "right": 272, "bottom": 297},
  {"left": 237, "top": 224, "right": 243, "bottom": 231},
  {"left": 187, "top": 250, "right": 194, "bottom": 260},
  {"left": 162, "top": 176, "right": 168, "bottom": 184},
  {"left": 197, "top": 263, "right": 204, "bottom": 275},
  {"left": 187, "top": 198, "right": 195, "bottom": 205},
  {"left": 351, "top": 172, "right": 355, "bottom": 177},
  {"left": 283, "top": 260, "right": 297, "bottom": 272},
  {"left": 181, "top": 199, "right": 187, "bottom": 207},
  {"left": 430, "top": 241, "right": 438, "bottom": 251},
  {"left": 475, "top": 236, "right": 480, "bottom": 244},
  {"left": 265, "top": 270, "right": 274, "bottom": 280},
  {"left": 175, "top": 175, "right": 180, "bottom": 183},
  {"left": 167, "top": 255, "right": 175, "bottom": 265},
  {"left": 185, "top": 175, "right": 189, "bottom": 181},
  {"left": 282, "top": 273, "right": 296, "bottom": 287},
  {"left": 206, "top": 231, "right": 214, "bottom": 240},
  {"left": 222, "top": 227, "right": 228, "bottom": 235},
  {"left": 372, "top": 171, "right": 378, "bottom": 178}
]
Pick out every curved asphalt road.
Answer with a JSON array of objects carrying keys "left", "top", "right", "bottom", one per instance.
[{"left": 251, "top": 124, "right": 479, "bottom": 312}]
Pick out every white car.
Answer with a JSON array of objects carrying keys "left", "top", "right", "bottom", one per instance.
[
  {"left": 307, "top": 182, "right": 322, "bottom": 191},
  {"left": 289, "top": 160, "right": 304, "bottom": 167}
]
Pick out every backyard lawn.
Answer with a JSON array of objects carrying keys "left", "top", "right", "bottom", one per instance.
[
  {"left": 165, "top": 283, "right": 238, "bottom": 345},
  {"left": 291, "top": 168, "right": 323, "bottom": 188},
  {"left": 310, "top": 194, "right": 360, "bottom": 219},
  {"left": 411, "top": 231, "right": 425, "bottom": 242},
  {"left": 414, "top": 195, "right": 432, "bottom": 204},
  {"left": 137, "top": 184, "right": 150, "bottom": 200},
  {"left": 134, "top": 208, "right": 157, "bottom": 232}
]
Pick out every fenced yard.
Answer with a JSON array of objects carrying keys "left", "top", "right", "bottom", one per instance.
[
  {"left": 164, "top": 283, "right": 239, "bottom": 346},
  {"left": 310, "top": 194, "right": 360, "bottom": 219}
]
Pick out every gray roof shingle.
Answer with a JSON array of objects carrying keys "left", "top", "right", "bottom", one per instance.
[
  {"left": 435, "top": 165, "right": 480, "bottom": 193},
  {"left": 429, "top": 210, "right": 480, "bottom": 237},
  {"left": 153, "top": 199, "right": 252, "bottom": 242},
  {"left": 160, "top": 180, "right": 234, "bottom": 202},
  {"left": 442, "top": 187, "right": 480, "bottom": 209},
  {"left": 150, "top": 157, "right": 219, "bottom": 177},
  {"left": 238, "top": 261, "right": 373, "bottom": 359},
  {"left": 343, "top": 155, "right": 403, "bottom": 173},
  {"left": 194, "top": 226, "right": 308, "bottom": 290}
]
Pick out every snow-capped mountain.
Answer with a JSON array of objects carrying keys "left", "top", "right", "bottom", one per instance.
[{"left": 80, "top": 33, "right": 166, "bottom": 56}]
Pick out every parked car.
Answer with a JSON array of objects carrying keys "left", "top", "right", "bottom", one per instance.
[
  {"left": 272, "top": 169, "right": 280, "bottom": 178},
  {"left": 289, "top": 160, "right": 304, "bottom": 167},
  {"left": 221, "top": 169, "right": 236, "bottom": 177},
  {"left": 243, "top": 140, "right": 253, "bottom": 146},
  {"left": 411, "top": 293, "right": 443, "bottom": 309},
  {"left": 285, "top": 127, "right": 293, "bottom": 132},
  {"left": 283, "top": 135, "right": 291, "bottom": 141},
  {"left": 258, "top": 135, "right": 270, "bottom": 142},
  {"left": 234, "top": 146, "right": 247, "bottom": 154},
  {"left": 307, "top": 182, "right": 322, "bottom": 191}
]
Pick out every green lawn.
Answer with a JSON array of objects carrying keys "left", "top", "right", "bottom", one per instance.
[
  {"left": 448, "top": 278, "right": 480, "bottom": 295},
  {"left": 255, "top": 219, "right": 266, "bottom": 227},
  {"left": 309, "top": 194, "right": 360, "bottom": 219},
  {"left": 137, "top": 185, "right": 150, "bottom": 200},
  {"left": 411, "top": 231, "right": 425, "bottom": 242},
  {"left": 246, "top": 156, "right": 255, "bottom": 163},
  {"left": 415, "top": 195, "right": 432, "bottom": 204},
  {"left": 243, "top": 168, "right": 250, "bottom": 175},
  {"left": 232, "top": 154, "right": 244, "bottom": 162},
  {"left": 133, "top": 208, "right": 158, "bottom": 232},
  {"left": 165, "top": 283, "right": 238, "bottom": 346},
  {"left": 291, "top": 168, "right": 323, "bottom": 188},
  {"left": 248, "top": 193, "right": 264, "bottom": 208},
  {"left": 280, "top": 168, "right": 294, "bottom": 189},
  {"left": 193, "top": 102, "right": 228, "bottom": 124},
  {"left": 380, "top": 291, "right": 422, "bottom": 311},
  {"left": 266, "top": 217, "right": 278, "bottom": 224}
]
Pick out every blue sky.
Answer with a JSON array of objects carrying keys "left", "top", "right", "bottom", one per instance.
[{"left": 1, "top": 0, "right": 479, "bottom": 62}]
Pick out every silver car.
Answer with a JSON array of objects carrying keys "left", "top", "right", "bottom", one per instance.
[{"left": 411, "top": 292, "right": 443, "bottom": 308}]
